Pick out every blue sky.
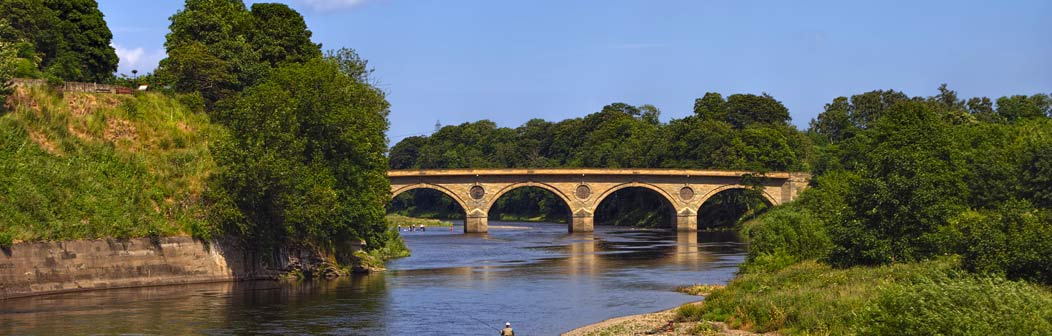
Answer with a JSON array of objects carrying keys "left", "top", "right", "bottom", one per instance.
[{"left": 98, "top": 0, "right": 1051, "bottom": 144}]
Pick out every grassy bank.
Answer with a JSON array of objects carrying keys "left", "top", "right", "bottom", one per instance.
[
  {"left": 677, "top": 257, "right": 1052, "bottom": 335},
  {"left": 0, "top": 86, "right": 217, "bottom": 244},
  {"left": 386, "top": 214, "right": 453, "bottom": 227}
]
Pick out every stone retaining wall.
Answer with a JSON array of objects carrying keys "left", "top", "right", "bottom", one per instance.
[{"left": 0, "top": 236, "right": 346, "bottom": 299}]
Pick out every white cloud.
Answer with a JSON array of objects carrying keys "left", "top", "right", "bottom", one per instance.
[
  {"left": 112, "top": 43, "right": 167, "bottom": 75},
  {"left": 296, "top": 0, "right": 369, "bottom": 11},
  {"left": 114, "top": 45, "right": 145, "bottom": 66}
]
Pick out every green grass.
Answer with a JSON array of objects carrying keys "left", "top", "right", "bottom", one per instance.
[
  {"left": 385, "top": 214, "right": 453, "bottom": 227},
  {"left": 0, "top": 87, "right": 218, "bottom": 243},
  {"left": 678, "top": 257, "right": 1052, "bottom": 335}
]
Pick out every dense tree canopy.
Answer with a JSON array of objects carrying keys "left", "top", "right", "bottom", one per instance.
[
  {"left": 154, "top": 1, "right": 395, "bottom": 254},
  {"left": 207, "top": 50, "right": 390, "bottom": 249},
  {"left": 738, "top": 85, "right": 1052, "bottom": 284},
  {"left": 391, "top": 99, "right": 807, "bottom": 172},
  {"left": 0, "top": 0, "right": 118, "bottom": 82},
  {"left": 249, "top": 3, "right": 321, "bottom": 67},
  {"left": 159, "top": 0, "right": 321, "bottom": 107}
]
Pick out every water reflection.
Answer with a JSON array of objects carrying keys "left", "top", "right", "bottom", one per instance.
[{"left": 0, "top": 221, "right": 745, "bottom": 335}]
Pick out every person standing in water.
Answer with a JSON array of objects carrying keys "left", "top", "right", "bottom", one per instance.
[{"left": 500, "top": 322, "right": 514, "bottom": 336}]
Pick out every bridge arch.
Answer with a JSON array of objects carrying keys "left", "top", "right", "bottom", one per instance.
[
  {"left": 487, "top": 181, "right": 574, "bottom": 213},
  {"left": 591, "top": 182, "right": 680, "bottom": 228},
  {"left": 592, "top": 182, "right": 681, "bottom": 213},
  {"left": 388, "top": 168, "right": 810, "bottom": 233},
  {"left": 697, "top": 184, "right": 779, "bottom": 207},
  {"left": 390, "top": 183, "right": 471, "bottom": 214}
]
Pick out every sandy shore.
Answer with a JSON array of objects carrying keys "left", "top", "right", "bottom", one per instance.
[{"left": 562, "top": 302, "right": 768, "bottom": 336}]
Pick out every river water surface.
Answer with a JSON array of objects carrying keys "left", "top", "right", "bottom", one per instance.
[{"left": 0, "top": 221, "right": 745, "bottom": 335}]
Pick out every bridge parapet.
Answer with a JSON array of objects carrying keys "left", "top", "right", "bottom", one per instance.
[{"left": 389, "top": 169, "right": 810, "bottom": 233}]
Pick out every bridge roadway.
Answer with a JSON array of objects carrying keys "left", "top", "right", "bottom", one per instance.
[{"left": 389, "top": 168, "right": 810, "bottom": 233}]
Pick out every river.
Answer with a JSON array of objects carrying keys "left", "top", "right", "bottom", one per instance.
[{"left": 0, "top": 221, "right": 745, "bottom": 335}]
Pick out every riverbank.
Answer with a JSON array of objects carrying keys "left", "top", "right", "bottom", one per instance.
[
  {"left": 677, "top": 258, "right": 1052, "bottom": 335},
  {"left": 567, "top": 257, "right": 1052, "bottom": 335},
  {"left": 0, "top": 236, "right": 365, "bottom": 299},
  {"left": 386, "top": 214, "right": 453, "bottom": 227},
  {"left": 562, "top": 284, "right": 763, "bottom": 336},
  {"left": 562, "top": 302, "right": 766, "bottom": 336}
]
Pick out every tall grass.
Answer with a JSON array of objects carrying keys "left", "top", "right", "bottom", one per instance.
[
  {"left": 678, "top": 257, "right": 1052, "bottom": 335},
  {"left": 0, "top": 87, "right": 217, "bottom": 243}
]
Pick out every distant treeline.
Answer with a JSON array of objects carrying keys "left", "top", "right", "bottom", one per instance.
[
  {"left": 389, "top": 87, "right": 1051, "bottom": 230},
  {"left": 389, "top": 94, "right": 809, "bottom": 227}
]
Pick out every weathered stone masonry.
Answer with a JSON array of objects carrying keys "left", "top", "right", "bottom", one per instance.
[
  {"left": 390, "top": 168, "right": 810, "bottom": 233},
  {"left": 0, "top": 237, "right": 355, "bottom": 299}
]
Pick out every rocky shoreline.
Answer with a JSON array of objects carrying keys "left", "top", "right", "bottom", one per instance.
[
  {"left": 563, "top": 284, "right": 772, "bottom": 336},
  {"left": 563, "top": 302, "right": 770, "bottom": 336}
]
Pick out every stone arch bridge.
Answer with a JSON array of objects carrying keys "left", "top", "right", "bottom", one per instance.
[{"left": 390, "top": 169, "right": 810, "bottom": 233}]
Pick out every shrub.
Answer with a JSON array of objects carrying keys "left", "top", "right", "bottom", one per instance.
[
  {"left": 695, "top": 257, "right": 1052, "bottom": 335},
  {"left": 739, "top": 204, "right": 831, "bottom": 273},
  {"left": 858, "top": 273, "right": 1052, "bottom": 335},
  {"left": 954, "top": 200, "right": 1052, "bottom": 284}
]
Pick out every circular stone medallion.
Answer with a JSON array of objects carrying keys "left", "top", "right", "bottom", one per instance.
[
  {"left": 679, "top": 186, "right": 695, "bottom": 201},
  {"left": 575, "top": 184, "right": 592, "bottom": 200},
  {"left": 469, "top": 186, "right": 485, "bottom": 200}
]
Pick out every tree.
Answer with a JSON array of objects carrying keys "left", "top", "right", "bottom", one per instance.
[
  {"left": 162, "top": 42, "right": 238, "bottom": 104},
  {"left": 0, "top": 0, "right": 117, "bottom": 82},
  {"left": 160, "top": 0, "right": 264, "bottom": 106},
  {"left": 208, "top": 51, "right": 390, "bottom": 249},
  {"left": 996, "top": 94, "right": 1051, "bottom": 122},
  {"left": 930, "top": 84, "right": 974, "bottom": 125},
  {"left": 724, "top": 93, "right": 791, "bottom": 128},
  {"left": 0, "top": 0, "right": 59, "bottom": 69},
  {"left": 809, "top": 96, "right": 857, "bottom": 143},
  {"left": 1021, "top": 136, "right": 1052, "bottom": 208},
  {"left": 967, "top": 97, "right": 999, "bottom": 123},
  {"left": 41, "top": 0, "right": 118, "bottom": 82},
  {"left": 389, "top": 136, "right": 427, "bottom": 169},
  {"left": 249, "top": 3, "right": 321, "bottom": 67},
  {"left": 848, "top": 89, "right": 908, "bottom": 130},
  {"left": 693, "top": 92, "right": 728, "bottom": 121},
  {"left": 955, "top": 200, "right": 1052, "bottom": 284},
  {"left": 828, "top": 100, "right": 968, "bottom": 266}
]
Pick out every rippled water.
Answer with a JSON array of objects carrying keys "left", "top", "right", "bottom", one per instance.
[{"left": 0, "top": 221, "right": 745, "bottom": 335}]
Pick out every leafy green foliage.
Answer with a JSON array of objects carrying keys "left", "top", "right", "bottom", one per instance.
[
  {"left": 858, "top": 271, "right": 1052, "bottom": 335},
  {"left": 951, "top": 201, "right": 1052, "bottom": 284},
  {"left": 160, "top": 0, "right": 322, "bottom": 107},
  {"left": 739, "top": 204, "right": 830, "bottom": 273},
  {"left": 1021, "top": 132, "right": 1052, "bottom": 208},
  {"left": 681, "top": 258, "right": 1052, "bottom": 335},
  {"left": 0, "top": 0, "right": 117, "bottom": 82},
  {"left": 800, "top": 85, "right": 1052, "bottom": 279},
  {"left": 996, "top": 94, "right": 1051, "bottom": 122},
  {"left": 827, "top": 100, "right": 968, "bottom": 266},
  {"left": 206, "top": 52, "right": 390, "bottom": 250},
  {"left": 248, "top": 3, "right": 321, "bottom": 67}
]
